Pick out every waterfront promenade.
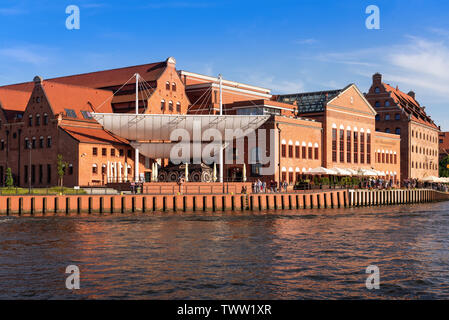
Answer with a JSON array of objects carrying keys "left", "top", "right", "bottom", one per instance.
[{"left": 0, "top": 187, "right": 447, "bottom": 216}]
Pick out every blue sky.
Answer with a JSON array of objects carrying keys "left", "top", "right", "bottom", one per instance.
[{"left": 1, "top": 0, "right": 449, "bottom": 129}]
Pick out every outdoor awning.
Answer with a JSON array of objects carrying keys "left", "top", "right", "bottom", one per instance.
[
  {"left": 332, "top": 168, "right": 353, "bottom": 176},
  {"left": 308, "top": 167, "right": 338, "bottom": 175},
  {"left": 92, "top": 113, "right": 270, "bottom": 141},
  {"left": 131, "top": 142, "right": 223, "bottom": 161},
  {"left": 358, "top": 168, "right": 379, "bottom": 176}
]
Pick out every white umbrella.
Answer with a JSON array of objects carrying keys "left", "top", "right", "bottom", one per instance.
[
  {"left": 422, "top": 176, "right": 439, "bottom": 182},
  {"left": 213, "top": 163, "right": 217, "bottom": 182},
  {"left": 242, "top": 164, "right": 247, "bottom": 182},
  {"left": 358, "top": 168, "right": 378, "bottom": 176},
  {"left": 308, "top": 167, "right": 338, "bottom": 175},
  {"left": 185, "top": 163, "right": 189, "bottom": 182},
  {"left": 332, "top": 168, "right": 353, "bottom": 176}
]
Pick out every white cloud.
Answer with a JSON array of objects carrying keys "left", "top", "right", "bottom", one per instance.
[
  {"left": 294, "top": 39, "right": 318, "bottom": 45},
  {"left": 0, "top": 47, "right": 47, "bottom": 65}
]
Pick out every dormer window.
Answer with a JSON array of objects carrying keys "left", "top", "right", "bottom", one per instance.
[
  {"left": 65, "top": 109, "right": 77, "bottom": 118},
  {"left": 166, "top": 81, "right": 170, "bottom": 90},
  {"left": 81, "top": 111, "right": 93, "bottom": 120},
  {"left": 172, "top": 82, "right": 177, "bottom": 91}
]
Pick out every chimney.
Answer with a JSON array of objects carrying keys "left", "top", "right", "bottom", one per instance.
[
  {"left": 166, "top": 57, "right": 176, "bottom": 68},
  {"left": 372, "top": 73, "right": 382, "bottom": 83},
  {"left": 408, "top": 91, "right": 415, "bottom": 99},
  {"left": 33, "top": 76, "right": 43, "bottom": 85}
]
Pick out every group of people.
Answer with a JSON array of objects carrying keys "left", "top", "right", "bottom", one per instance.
[
  {"left": 130, "top": 181, "right": 144, "bottom": 194},
  {"left": 366, "top": 178, "right": 395, "bottom": 189},
  {"left": 252, "top": 179, "right": 289, "bottom": 193}
]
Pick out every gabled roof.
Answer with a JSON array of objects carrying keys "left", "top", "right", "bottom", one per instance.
[
  {"left": 41, "top": 81, "right": 114, "bottom": 119},
  {"left": 0, "top": 61, "right": 167, "bottom": 92},
  {"left": 383, "top": 83, "right": 438, "bottom": 129},
  {"left": 0, "top": 88, "right": 31, "bottom": 111},
  {"left": 60, "top": 125, "right": 129, "bottom": 145}
]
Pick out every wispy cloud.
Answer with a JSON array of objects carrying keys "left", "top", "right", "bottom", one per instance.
[
  {"left": 143, "top": 2, "right": 215, "bottom": 9},
  {"left": 0, "top": 7, "right": 27, "bottom": 15},
  {"left": 294, "top": 39, "right": 318, "bottom": 45},
  {"left": 0, "top": 47, "right": 47, "bottom": 65}
]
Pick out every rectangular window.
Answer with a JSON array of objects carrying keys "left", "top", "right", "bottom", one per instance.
[
  {"left": 281, "top": 144, "right": 286, "bottom": 157},
  {"left": 295, "top": 146, "right": 300, "bottom": 158},
  {"left": 377, "top": 153, "right": 381, "bottom": 163},
  {"left": 24, "top": 165, "right": 28, "bottom": 184},
  {"left": 367, "top": 133, "right": 371, "bottom": 164},
  {"left": 360, "top": 132, "right": 365, "bottom": 164},
  {"left": 47, "top": 164, "right": 51, "bottom": 184},
  {"left": 39, "top": 165, "right": 43, "bottom": 184},
  {"left": 93, "top": 147, "right": 98, "bottom": 156},
  {"left": 31, "top": 165, "right": 35, "bottom": 184},
  {"left": 382, "top": 153, "right": 385, "bottom": 163},
  {"left": 394, "top": 154, "right": 397, "bottom": 164},
  {"left": 47, "top": 137, "right": 52, "bottom": 148},
  {"left": 353, "top": 132, "right": 358, "bottom": 163},
  {"left": 119, "top": 149, "right": 124, "bottom": 157},
  {"left": 102, "top": 148, "right": 107, "bottom": 156},
  {"left": 347, "top": 130, "right": 351, "bottom": 163},
  {"left": 339, "top": 129, "right": 344, "bottom": 162},
  {"left": 332, "top": 128, "right": 337, "bottom": 162},
  {"left": 111, "top": 149, "right": 115, "bottom": 156}
]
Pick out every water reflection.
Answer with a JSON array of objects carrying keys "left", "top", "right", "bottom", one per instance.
[{"left": 1, "top": 202, "right": 449, "bottom": 299}]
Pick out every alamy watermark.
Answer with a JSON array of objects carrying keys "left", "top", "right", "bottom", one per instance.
[
  {"left": 65, "top": 265, "right": 80, "bottom": 290},
  {"left": 365, "top": 5, "right": 380, "bottom": 30},
  {"left": 66, "top": 5, "right": 80, "bottom": 30},
  {"left": 365, "top": 265, "right": 380, "bottom": 290}
]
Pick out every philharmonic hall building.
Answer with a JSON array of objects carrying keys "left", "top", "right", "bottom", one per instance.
[{"left": 0, "top": 57, "right": 437, "bottom": 187}]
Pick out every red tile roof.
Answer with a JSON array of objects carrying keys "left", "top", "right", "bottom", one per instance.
[
  {"left": 41, "top": 81, "right": 114, "bottom": 119},
  {"left": 60, "top": 125, "right": 128, "bottom": 145},
  {"left": 0, "top": 88, "right": 31, "bottom": 111},
  {"left": 383, "top": 83, "right": 438, "bottom": 129},
  {"left": 0, "top": 61, "right": 167, "bottom": 92}
]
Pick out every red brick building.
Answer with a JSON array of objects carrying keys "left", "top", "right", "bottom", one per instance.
[
  {"left": 365, "top": 73, "right": 439, "bottom": 181},
  {"left": 0, "top": 59, "right": 423, "bottom": 188}
]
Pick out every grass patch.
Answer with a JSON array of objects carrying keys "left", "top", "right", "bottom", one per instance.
[{"left": 0, "top": 187, "right": 87, "bottom": 195}]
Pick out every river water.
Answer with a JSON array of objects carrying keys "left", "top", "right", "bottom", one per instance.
[{"left": 1, "top": 202, "right": 449, "bottom": 299}]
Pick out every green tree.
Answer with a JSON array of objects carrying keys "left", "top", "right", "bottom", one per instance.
[
  {"left": 439, "top": 155, "right": 449, "bottom": 177},
  {"left": 5, "top": 168, "right": 13, "bottom": 188},
  {"left": 57, "top": 154, "right": 68, "bottom": 187}
]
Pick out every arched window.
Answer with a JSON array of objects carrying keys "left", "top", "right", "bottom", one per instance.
[
  {"left": 160, "top": 99, "right": 165, "bottom": 111},
  {"left": 281, "top": 140, "right": 286, "bottom": 157},
  {"left": 288, "top": 140, "right": 293, "bottom": 158},
  {"left": 35, "top": 114, "right": 40, "bottom": 126},
  {"left": 169, "top": 101, "right": 173, "bottom": 111},
  {"left": 28, "top": 115, "right": 33, "bottom": 126},
  {"left": 172, "top": 82, "right": 177, "bottom": 91},
  {"left": 43, "top": 113, "right": 48, "bottom": 125},
  {"left": 176, "top": 101, "right": 181, "bottom": 112},
  {"left": 47, "top": 136, "right": 52, "bottom": 148},
  {"left": 165, "top": 81, "right": 170, "bottom": 90},
  {"left": 24, "top": 138, "right": 29, "bottom": 149},
  {"left": 39, "top": 136, "right": 44, "bottom": 148},
  {"left": 314, "top": 143, "right": 319, "bottom": 160}
]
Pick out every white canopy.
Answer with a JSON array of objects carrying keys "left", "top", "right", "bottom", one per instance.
[
  {"left": 92, "top": 113, "right": 270, "bottom": 141},
  {"left": 332, "top": 168, "right": 353, "bottom": 176},
  {"left": 131, "top": 142, "right": 223, "bottom": 161},
  {"left": 358, "top": 168, "right": 379, "bottom": 176},
  {"left": 421, "top": 176, "right": 440, "bottom": 182},
  {"left": 308, "top": 167, "right": 338, "bottom": 175}
]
